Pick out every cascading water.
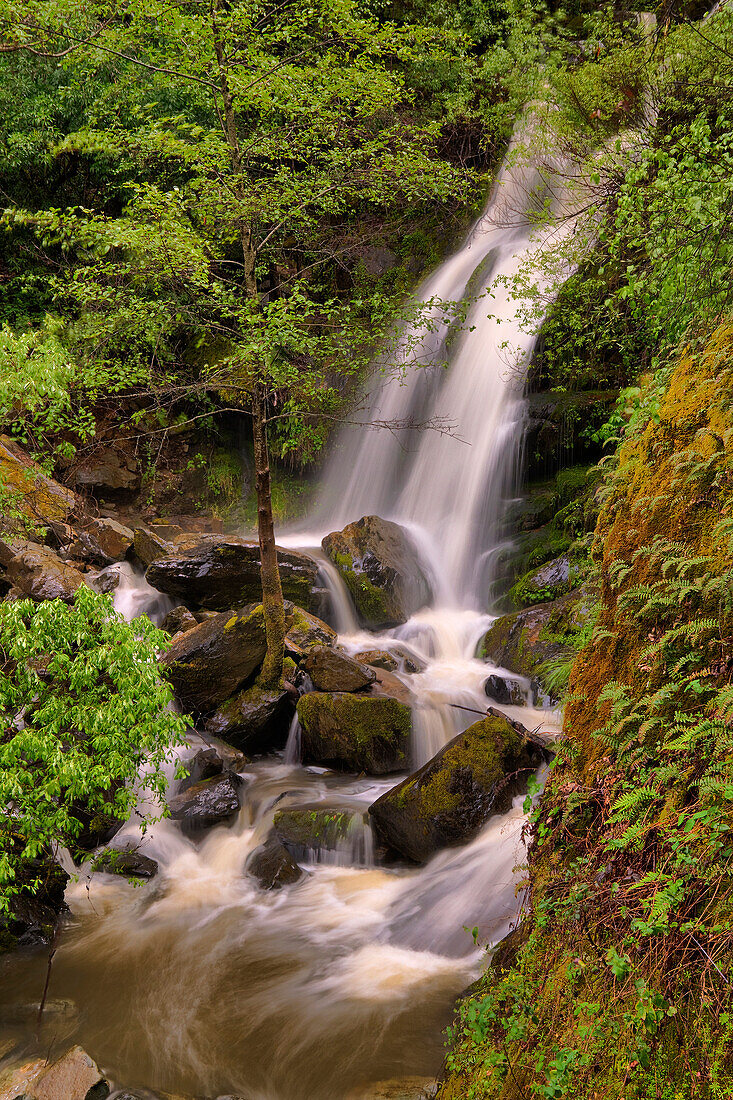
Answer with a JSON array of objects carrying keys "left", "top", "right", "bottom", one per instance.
[{"left": 0, "top": 121, "right": 574, "bottom": 1100}]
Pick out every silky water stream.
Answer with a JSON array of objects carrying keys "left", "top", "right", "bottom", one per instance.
[{"left": 0, "top": 125, "right": 574, "bottom": 1099}]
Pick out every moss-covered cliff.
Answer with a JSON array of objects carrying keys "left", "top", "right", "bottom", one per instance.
[{"left": 440, "top": 321, "right": 733, "bottom": 1099}]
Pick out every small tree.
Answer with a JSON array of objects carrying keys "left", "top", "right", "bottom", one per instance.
[
  {"left": 0, "top": 586, "right": 187, "bottom": 914},
  {"left": 0, "top": 0, "right": 473, "bottom": 685}
]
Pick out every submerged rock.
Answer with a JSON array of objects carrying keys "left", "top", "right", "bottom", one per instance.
[
  {"left": 300, "top": 646, "right": 376, "bottom": 693},
  {"left": 0, "top": 1044, "right": 109, "bottom": 1100},
  {"left": 6, "top": 544, "right": 87, "bottom": 602},
  {"left": 369, "top": 711, "right": 550, "bottom": 862},
  {"left": 322, "top": 515, "right": 431, "bottom": 629},
  {"left": 297, "top": 692, "right": 411, "bottom": 774},
  {"left": 161, "top": 605, "right": 267, "bottom": 712},
  {"left": 246, "top": 834, "right": 303, "bottom": 890},
  {"left": 145, "top": 536, "right": 319, "bottom": 611},
  {"left": 168, "top": 772, "right": 241, "bottom": 832},
  {"left": 204, "top": 682, "right": 294, "bottom": 751},
  {"left": 91, "top": 846, "right": 158, "bottom": 880}
]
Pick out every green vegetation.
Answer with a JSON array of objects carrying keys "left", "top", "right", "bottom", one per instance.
[{"left": 0, "top": 587, "right": 187, "bottom": 913}]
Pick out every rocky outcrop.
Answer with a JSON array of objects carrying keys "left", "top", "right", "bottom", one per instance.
[
  {"left": 369, "top": 711, "right": 550, "bottom": 862},
  {"left": 6, "top": 544, "right": 87, "bottom": 601},
  {"left": 246, "top": 834, "right": 303, "bottom": 890},
  {"left": 72, "top": 444, "right": 140, "bottom": 491},
  {"left": 322, "top": 515, "right": 431, "bottom": 629},
  {"left": 0, "top": 435, "right": 79, "bottom": 525},
  {"left": 204, "top": 682, "right": 294, "bottom": 751},
  {"left": 297, "top": 691, "right": 411, "bottom": 774},
  {"left": 161, "top": 605, "right": 268, "bottom": 712},
  {"left": 145, "top": 536, "right": 319, "bottom": 610},
  {"left": 168, "top": 772, "right": 241, "bottom": 831},
  {"left": 300, "top": 646, "right": 376, "bottom": 692},
  {"left": 0, "top": 1045, "right": 109, "bottom": 1100}
]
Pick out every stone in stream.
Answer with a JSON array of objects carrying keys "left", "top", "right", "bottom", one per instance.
[
  {"left": 300, "top": 645, "right": 376, "bottom": 693},
  {"left": 0, "top": 1044, "right": 109, "bottom": 1100},
  {"left": 284, "top": 605, "right": 337, "bottom": 654},
  {"left": 296, "top": 692, "right": 411, "bottom": 774},
  {"left": 168, "top": 772, "right": 242, "bottom": 832},
  {"left": 144, "top": 535, "right": 319, "bottom": 611},
  {"left": 368, "top": 710, "right": 552, "bottom": 863},
  {"left": 90, "top": 846, "right": 158, "bottom": 880},
  {"left": 484, "top": 672, "right": 525, "bottom": 706},
  {"left": 322, "top": 515, "right": 432, "bottom": 629},
  {"left": 272, "top": 806, "right": 363, "bottom": 858},
  {"left": 245, "top": 834, "right": 303, "bottom": 890},
  {"left": 162, "top": 604, "right": 199, "bottom": 636},
  {"left": 204, "top": 682, "right": 294, "bottom": 751},
  {"left": 354, "top": 648, "right": 399, "bottom": 672},
  {"left": 5, "top": 544, "right": 87, "bottom": 602},
  {"left": 133, "top": 523, "right": 175, "bottom": 567},
  {"left": 161, "top": 605, "right": 268, "bottom": 713}
]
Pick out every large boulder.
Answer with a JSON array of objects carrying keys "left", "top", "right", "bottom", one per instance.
[
  {"left": 0, "top": 1045, "right": 109, "bottom": 1100},
  {"left": 0, "top": 435, "right": 79, "bottom": 525},
  {"left": 300, "top": 646, "right": 376, "bottom": 692},
  {"left": 369, "top": 711, "right": 550, "bottom": 863},
  {"left": 161, "top": 605, "right": 267, "bottom": 712},
  {"left": 297, "top": 692, "right": 411, "bottom": 774},
  {"left": 145, "top": 536, "right": 319, "bottom": 610},
  {"left": 246, "top": 834, "right": 303, "bottom": 890},
  {"left": 322, "top": 515, "right": 431, "bottom": 629},
  {"left": 86, "top": 516, "right": 134, "bottom": 562},
  {"left": 162, "top": 604, "right": 198, "bottom": 636},
  {"left": 6, "top": 545, "right": 87, "bottom": 602},
  {"left": 204, "top": 682, "right": 294, "bottom": 751},
  {"left": 168, "top": 772, "right": 241, "bottom": 832}
]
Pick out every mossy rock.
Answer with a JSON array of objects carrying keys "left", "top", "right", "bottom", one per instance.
[
  {"left": 297, "top": 691, "right": 411, "bottom": 774},
  {"left": 369, "top": 712, "right": 550, "bottom": 863},
  {"left": 479, "top": 588, "right": 591, "bottom": 683},
  {"left": 273, "top": 806, "right": 361, "bottom": 855},
  {"left": 204, "top": 680, "right": 294, "bottom": 751},
  {"left": 506, "top": 554, "right": 575, "bottom": 610},
  {"left": 0, "top": 435, "right": 78, "bottom": 525},
  {"left": 285, "top": 606, "right": 337, "bottom": 654}
]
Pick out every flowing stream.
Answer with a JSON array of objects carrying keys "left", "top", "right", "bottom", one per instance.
[{"left": 0, "top": 123, "right": 575, "bottom": 1100}]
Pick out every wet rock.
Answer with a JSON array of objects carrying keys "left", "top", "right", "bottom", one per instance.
[
  {"left": 0, "top": 435, "right": 79, "bottom": 525},
  {"left": 0, "top": 858, "right": 68, "bottom": 954},
  {"left": 162, "top": 605, "right": 198, "bottom": 636},
  {"left": 74, "top": 807, "right": 124, "bottom": 853},
  {"left": 179, "top": 747, "right": 225, "bottom": 790},
  {"left": 284, "top": 605, "right": 337, "bottom": 654},
  {"left": 0, "top": 1044, "right": 109, "bottom": 1100},
  {"left": 90, "top": 846, "right": 158, "bottom": 880},
  {"left": 273, "top": 806, "right": 362, "bottom": 857},
  {"left": 484, "top": 673, "right": 525, "bottom": 707},
  {"left": 168, "top": 772, "right": 241, "bottom": 832},
  {"left": 145, "top": 536, "right": 319, "bottom": 611},
  {"left": 297, "top": 692, "right": 411, "bottom": 774},
  {"left": 524, "top": 389, "right": 617, "bottom": 477},
  {"left": 478, "top": 587, "right": 592, "bottom": 688},
  {"left": 73, "top": 445, "right": 139, "bottom": 492},
  {"left": 507, "top": 553, "right": 572, "bottom": 610},
  {"left": 133, "top": 524, "right": 175, "bottom": 567},
  {"left": 204, "top": 682, "right": 294, "bottom": 751},
  {"left": 369, "top": 712, "right": 551, "bottom": 863},
  {"left": 246, "top": 834, "right": 303, "bottom": 890},
  {"left": 322, "top": 515, "right": 432, "bottom": 629},
  {"left": 368, "top": 667, "right": 413, "bottom": 707},
  {"left": 200, "top": 737, "right": 250, "bottom": 774},
  {"left": 6, "top": 544, "right": 87, "bottom": 601},
  {"left": 345, "top": 1079, "right": 438, "bottom": 1100},
  {"left": 300, "top": 646, "right": 376, "bottom": 693},
  {"left": 505, "top": 481, "right": 557, "bottom": 532},
  {"left": 354, "top": 648, "right": 398, "bottom": 672},
  {"left": 161, "top": 605, "right": 268, "bottom": 712},
  {"left": 87, "top": 517, "right": 134, "bottom": 562}
]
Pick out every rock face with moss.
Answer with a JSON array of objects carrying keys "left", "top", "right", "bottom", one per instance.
[
  {"left": 161, "top": 604, "right": 268, "bottom": 712},
  {"left": 297, "top": 691, "right": 411, "bottom": 773},
  {"left": 369, "top": 712, "right": 549, "bottom": 862},
  {"left": 204, "top": 681, "right": 294, "bottom": 750},
  {"left": 322, "top": 515, "right": 432, "bottom": 629},
  {"left": 146, "top": 535, "right": 319, "bottom": 610}
]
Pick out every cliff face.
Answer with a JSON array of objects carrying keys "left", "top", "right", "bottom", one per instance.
[{"left": 440, "top": 321, "right": 733, "bottom": 1100}]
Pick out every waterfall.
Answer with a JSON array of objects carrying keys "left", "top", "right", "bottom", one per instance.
[{"left": 314, "top": 119, "right": 580, "bottom": 607}]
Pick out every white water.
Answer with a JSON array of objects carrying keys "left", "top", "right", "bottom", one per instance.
[{"left": 0, "top": 123, "right": 571, "bottom": 1100}]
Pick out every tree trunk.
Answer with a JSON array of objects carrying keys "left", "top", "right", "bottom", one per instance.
[
  {"left": 252, "top": 383, "right": 285, "bottom": 685},
  {"left": 212, "top": 3, "right": 285, "bottom": 684}
]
